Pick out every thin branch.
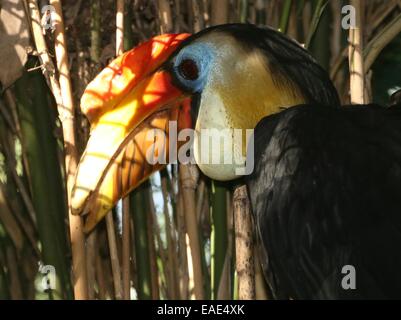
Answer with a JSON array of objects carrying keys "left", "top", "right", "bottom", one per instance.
[
  {"left": 278, "top": 0, "right": 292, "bottom": 33},
  {"left": 233, "top": 185, "right": 255, "bottom": 300},
  {"left": 364, "top": 12, "right": 401, "bottom": 72},
  {"left": 116, "top": 0, "right": 124, "bottom": 56},
  {"left": 179, "top": 164, "right": 204, "bottom": 299},
  {"left": 348, "top": 0, "right": 365, "bottom": 104},
  {"left": 115, "top": 0, "right": 131, "bottom": 300},
  {"left": 158, "top": 0, "right": 174, "bottom": 33},
  {"left": 106, "top": 212, "right": 123, "bottom": 299},
  {"left": 305, "top": 0, "right": 328, "bottom": 49}
]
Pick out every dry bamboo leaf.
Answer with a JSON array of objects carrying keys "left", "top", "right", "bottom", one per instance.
[{"left": 0, "top": 0, "right": 30, "bottom": 88}]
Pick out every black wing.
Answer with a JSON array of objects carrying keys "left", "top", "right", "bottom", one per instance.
[{"left": 246, "top": 104, "right": 401, "bottom": 299}]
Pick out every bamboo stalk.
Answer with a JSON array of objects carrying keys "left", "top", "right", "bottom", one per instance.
[
  {"left": 0, "top": 131, "right": 36, "bottom": 225},
  {"left": 0, "top": 246, "right": 10, "bottom": 300},
  {"left": 130, "top": 183, "right": 153, "bottom": 299},
  {"left": 195, "top": 179, "right": 205, "bottom": 223},
  {"left": 348, "top": 0, "right": 365, "bottom": 104},
  {"left": 233, "top": 185, "right": 255, "bottom": 300},
  {"left": 115, "top": 0, "right": 131, "bottom": 300},
  {"left": 122, "top": 197, "right": 131, "bottom": 299},
  {"left": 90, "top": 0, "right": 101, "bottom": 63},
  {"left": 106, "top": 212, "right": 123, "bottom": 299},
  {"left": 278, "top": 0, "right": 292, "bottom": 33},
  {"left": 0, "top": 185, "right": 24, "bottom": 252},
  {"left": 150, "top": 187, "right": 171, "bottom": 298},
  {"left": 179, "top": 164, "right": 204, "bottom": 299},
  {"left": 238, "top": 0, "right": 248, "bottom": 23},
  {"left": 14, "top": 63, "right": 72, "bottom": 299},
  {"left": 192, "top": 0, "right": 204, "bottom": 32},
  {"left": 176, "top": 189, "right": 190, "bottom": 299},
  {"left": 38, "top": 0, "right": 88, "bottom": 299},
  {"left": 158, "top": 0, "right": 174, "bottom": 33},
  {"left": 304, "top": 0, "right": 327, "bottom": 49},
  {"left": 5, "top": 246, "right": 23, "bottom": 299},
  {"left": 364, "top": 12, "right": 401, "bottom": 72},
  {"left": 4, "top": 90, "right": 30, "bottom": 180},
  {"left": 216, "top": 190, "right": 233, "bottom": 299},
  {"left": 160, "top": 171, "right": 179, "bottom": 298},
  {"left": 211, "top": 182, "right": 228, "bottom": 299},
  {"left": 116, "top": 0, "right": 124, "bottom": 56},
  {"left": 86, "top": 230, "right": 97, "bottom": 299},
  {"left": 211, "top": 0, "right": 228, "bottom": 25},
  {"left": 95, "top": 246, "right": 107, "bottom": 299},
  {"left": 147, "top": 193, "right": 160, "bottom": 300}
]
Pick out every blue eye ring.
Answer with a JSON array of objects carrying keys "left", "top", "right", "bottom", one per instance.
[{"left": 171, "top": 42, "right": 214, "bottom": 93}]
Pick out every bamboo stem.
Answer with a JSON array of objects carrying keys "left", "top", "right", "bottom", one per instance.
[
  {"left": 90, "top": 0, "right": 101, "bottom": 63},
  {"left": 233, "top": 185, "right": 255, "bottom": 300},
  {"left": 348, "top": 0, "right": 365, "bottom": 104},
  {"left": 27, "top": 0, "right": 88, "bottom": 299},
  {"left": 192, "top": 0, "right": 204, "bottom": 32},
  {"left": 50, "top": 0, "right": 89, "bottom": 299},
  {"left": 115, "top": 0, "right": 131, "bottom": 300},
  {"left": 179, "top": 164, "right": 204, "bottom": 299},
  {"left": 95, "top": 248, "right": 107, "bottom": 299},
  {"left": 105, "top": 213, "right": 123, "bottom": 299},
  {"left": 131, "top": 183, "right": 153, "bottom": 300},
  {"left": 278, "top": 0, "right": 292, "bottom": 33},
  {"left": 177, "top": 190, "right": 190, "bottom": 299},
  {"left": 211, "top": 182, "right": 228, "bottom": 299},
  {"left": 364, "top": 12, "right": 401, "bottom": 72},
  {"left": 304, "top": 0, "right": 326, "bottom": 49},
  {"left": 160, "top": 171, "right": 179, "bottom": 298},
  {"left": 211, "top": 0, "right": 228, "bottom": 25},
  {"left": 147, "top": 193, "right": 160, "bottom": 300},
  {"left": 122, "top": 198, "right": 131, "bottom": 299},
  {"left": 86, "top": 230, "right": 97, "bottom": 299},
  {"left": 116, "top": 0, "right": 124, "bottom": 56},
  {"left": 158, "top": 0, "right": 174, "bottom": 33},
  {"left": 150, "top": 187, "right": 171, "bottom": 297}
]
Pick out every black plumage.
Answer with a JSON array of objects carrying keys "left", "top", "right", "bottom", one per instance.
[
  {"left": 246, "top": 103, "right": 401, "bottom": 299},
  {"left": 168, "top": 24, "right": 401, "bottom": 299}
]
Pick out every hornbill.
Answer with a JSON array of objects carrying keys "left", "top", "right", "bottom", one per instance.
[{"left": 71, "top": 24, "right": 401, "bottom": 299}]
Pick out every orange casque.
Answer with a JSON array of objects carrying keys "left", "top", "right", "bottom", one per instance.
[
  {"left": 81, "top": 33, "right": 190, "bottom": 125},
  {"left": 71, "top": 34, "right": 192, "bottom": 232}
]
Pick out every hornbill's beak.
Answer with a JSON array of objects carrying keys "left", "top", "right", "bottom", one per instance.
[{"left": 71, "top": 34, "right": 191, "bottom": 232}]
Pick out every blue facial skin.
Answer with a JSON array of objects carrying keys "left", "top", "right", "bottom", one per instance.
[{"left": 171, "top": 43, "right": 215, "bottom": 93}]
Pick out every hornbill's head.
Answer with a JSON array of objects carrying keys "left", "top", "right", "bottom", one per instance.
[{"left": 72, "top": 24, "right": 339, "bottom": 232}]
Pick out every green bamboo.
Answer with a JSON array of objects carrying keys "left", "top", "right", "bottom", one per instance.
[
  {"left": 123, "top": 0, "right": 134, "bottom": 51},
  {"left": 305, "top": 0, "right": 329, "bottom": 49},
  {"left": 130, "top": 181, "right": 153, "bottom": 300},
  {"left": 0, "top": 224, "right": 10, "bottom": 299},
  {"left": 308, "top": 0, "right": 331, "bottom": 69},
  {"left": 211, "top": 181, "right": 228, "bottom": 299},
  {"left": 14, "top": 58, "right": 72, "bottom": 299},
  {"left": 279, "top": 0, "right": 293, "bottom": 33},
  {"left": 0, "top": 113, "right": 39, "bottom": 299},
  {"left": 239, "top": 0, "right": 248, "bottom": 23}
]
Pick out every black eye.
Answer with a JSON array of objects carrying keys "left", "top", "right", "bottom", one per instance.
[{"left": 178, "top": 59, "right": 199, "bottom": 81}]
